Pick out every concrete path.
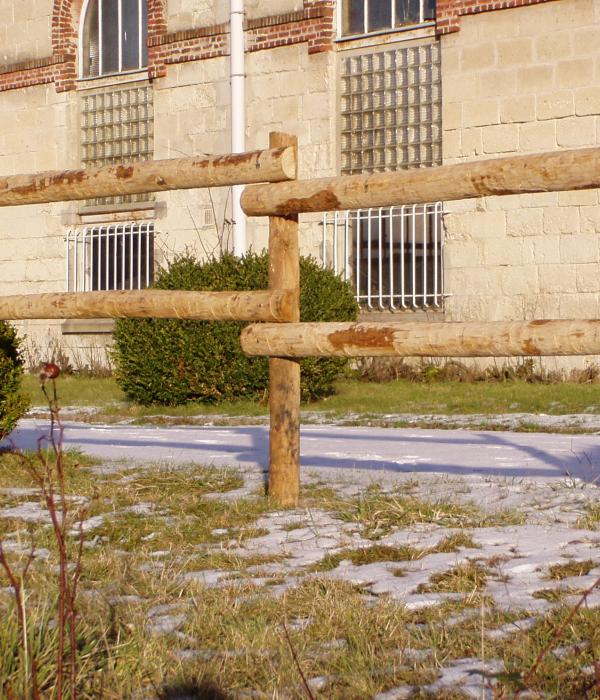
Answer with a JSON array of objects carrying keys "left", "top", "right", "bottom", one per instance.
[{"left": 10, "top": 418, "right": 600, "bottom": 485}]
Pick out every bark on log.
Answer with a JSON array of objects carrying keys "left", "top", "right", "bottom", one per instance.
[
  {"left": 0, "top": 147, "right": 296, "bottom": 207},
  {"left": 241, "top": 320, "right": 600, "bottom": 358},
  {"left": 0, "top": 289, "right": 294, "bottom": 323},
  {"left": 241, "top": 146, "right": 600, "bottom": 216},
  {"left": 267, "top": 133, "right": 301, "bottom": 508}
]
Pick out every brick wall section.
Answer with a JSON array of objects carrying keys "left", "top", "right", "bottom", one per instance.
[
  {"left": 436, "top": 0, "right": 564, "bottom": 34},
  {"left": 0, "top": 0, "right": 333, "bottom": 91},
  {"left": 246, "top": 2, "right": 334, "bottom": 55}
]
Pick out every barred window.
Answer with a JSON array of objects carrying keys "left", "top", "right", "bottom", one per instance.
[
  {"left": 81, "top": 84, "right": 154, "bottom": 205},
  {"left": 342, "top": 0, "right": 436, "bottom": 37},
  {"left": 82, "top": 0, "right": 149, "bottom": 77},
  {"left": 67, "top": 222, "right": 155, "bottom": 292},
  {"left": 341, "top": 42, "right": 441, "bottom": 175}
]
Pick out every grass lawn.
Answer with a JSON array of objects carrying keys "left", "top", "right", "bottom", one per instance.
[
  {"left": 1, "top": 449, "right": 599, "bottom": 699},
  {"left": 21, "top": 374, "right": 600, "bottom": 422}
]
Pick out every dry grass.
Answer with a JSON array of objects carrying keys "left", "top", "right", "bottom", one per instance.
[{"left": 2, "top": 449, "right": 600, "bottom": 699}]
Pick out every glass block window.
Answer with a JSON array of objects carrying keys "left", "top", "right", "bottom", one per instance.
[
  {"left": 342, "top": 0, "right": 436, "bottom": 37},
  {"left": 341, "top": 42, "right": 441, "bottom": 175},
  {"left": 81, "top": 84, "right": 154, "bottom": 206}
]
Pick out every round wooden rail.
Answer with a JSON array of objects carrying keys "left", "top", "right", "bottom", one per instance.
[
  {"left": 0, "top": 147, "right": 296, "bottom": 207},
  {"left": 0, "top": 289, "right": 295, "bottom": 323},
  {"left": 241, "top": 146, "right": 600, "bottom": 216},
  {"left": 241, "top": 319, "right": 600, "bottom": 357}
]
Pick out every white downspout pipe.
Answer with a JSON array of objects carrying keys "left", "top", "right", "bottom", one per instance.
[{"left": 231, "top": 0, "right": 246, "bottom": 255}]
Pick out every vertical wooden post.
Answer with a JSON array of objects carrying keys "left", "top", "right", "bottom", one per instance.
[{"left": 268, "top": 133, "right": 301, "bottom": 506}]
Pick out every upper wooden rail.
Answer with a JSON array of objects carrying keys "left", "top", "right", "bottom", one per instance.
[
  {"left": 0, "top": 147, "right": 296, "bottom": 207},
  {"left": 241, "top": 319, "right": 600, "bottom": 358},
  {"left": 0, "top": 290, "right": 295, "bottom": 323},
  {"left": 241, "top": 146, "right": 600, "bottom": 216}
]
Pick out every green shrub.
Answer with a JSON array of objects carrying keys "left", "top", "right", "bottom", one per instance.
[
  {"left": 0, "top": 321, "right": 30, "bottom": 436},
  {"left": 112, "top": 251, "right": 359, "bottom": 406}
]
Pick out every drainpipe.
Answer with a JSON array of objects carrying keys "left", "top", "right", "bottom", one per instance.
[{"left": 230, "top": 0, "right": 246, "bottom": 255}]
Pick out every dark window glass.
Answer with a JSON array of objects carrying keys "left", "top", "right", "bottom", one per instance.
[
  {"left": 424, "top": 0, "right": 436, "bottom": 21},
  {"left": 344, "top": 0, "right": 365, "bottom": 35},
  {"left": 368, "top": 0, "right": 392, "bottom": 32},
  {"left": 121, "top": 0, "right": 140, "bottom": 71},
  {"left": 83, "top": 0, "right": 99, "bottom": 77},
  {"left": 101, "top": 0, "right": 120, "bottom": 74},
  {"left": 395, "top": 0, "right": 421, "bottom": 26}
]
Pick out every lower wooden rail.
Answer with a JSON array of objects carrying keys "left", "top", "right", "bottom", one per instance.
[
  {"left": 0, "top": 289, "right": 294, "bottom": 323},
  {"left": 241, "top": 319, "right": 600, "bottom": 358}
]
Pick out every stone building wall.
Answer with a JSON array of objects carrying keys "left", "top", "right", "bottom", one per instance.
[{"left": 441, "top": 0, "right": 600, "bottom": 351}]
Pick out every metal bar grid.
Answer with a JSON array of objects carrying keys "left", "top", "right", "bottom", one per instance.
[
  {"left": 66, "top": 222, "right": 154, "bottom": 293},
  {"left": 321, "top": 203, "right": 444, "bottom": 311}
]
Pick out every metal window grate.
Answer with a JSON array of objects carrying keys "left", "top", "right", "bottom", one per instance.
[
  {"left": 81, "top": 84, "right": 154, "bottom": 206},
  {"left": 321, "top": 204, "right": 444, "bottom": 311},
  {"left": 341, "top": 42, "right": 441, "bottom": 175},
  {"left": 67, "top": 222, "right": 155, "bottom": 292}
]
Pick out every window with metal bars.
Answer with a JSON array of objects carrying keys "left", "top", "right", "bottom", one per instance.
[
  {"left": 80, "top": 84, "right": 154, "bottom": 206},
  {"left": 342, "top": 0, "right": 436, "bottom": 37},
  {"left": 67, "top": 222, "right": 155, "bottom": 292},
  {"left": 82, "top": 0, "right": 149, "bottom": 78},
  {"left": 341, "top": 43, "right": 441, "bottom": 175}
]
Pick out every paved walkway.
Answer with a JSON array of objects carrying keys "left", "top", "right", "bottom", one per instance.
[{"left": 10, "top": 418, "right": 600, "bottom": 485}]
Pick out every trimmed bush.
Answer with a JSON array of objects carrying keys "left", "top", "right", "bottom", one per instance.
[
  {"left": 0, "top": 321, "right": 30, "bottom": 436},
  {"left": 112, "top": 251, "right": 358, "bottom": 406}
]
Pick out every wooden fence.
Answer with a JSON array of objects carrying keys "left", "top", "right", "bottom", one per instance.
[{"left": 2, "top": 134, "right": 600, "bottom": 505}]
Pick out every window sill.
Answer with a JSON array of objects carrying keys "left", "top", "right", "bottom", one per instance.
[
  {"left": 62, "top": 319, "right": 115, "bottom": 335},
  {"left": 335, "top": 22, "right": 436, "bottom": 51},
  {"left": 76, "top": 69, "right": 150, "bottom": 91}
]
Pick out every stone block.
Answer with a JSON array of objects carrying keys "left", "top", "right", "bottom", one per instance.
[
  {"left": 575, "top": 86, "right": 600, "bottom": 117},
  {"left": 464, "top": 100, "right": 500, "bottom": 128},
  {"left": 560, "top": 234, "right": 599, "bottom": 264},
  {"left": 538, "top": 263, "right": 577, "bottom": 294},
  {"left": 479, "top": 70, "right": 516, "bottom": 99},
  {"left": 518, "top": 192, "right": 558, "bottom": 209},
  {"left": 506, "top": 208, "right": 543, "bottom": 237},
  {"left": 461, "top": 43, "right": 496, "bottom": 72},
  {"left": 483, "top": 238, "right": 522, "bottom": 267},
  {"left": 556, "top": 59, "right": 594, "bottom": 89},
  {"left": 579, "top": 205, "right": 600, "bottom": 234},
  {"left": 482, "top": 124, "right": 518, "bottom": 154},
  {"left": 536, "top": 90, "right": 575, "bottom": 121},
  {"left": 500, "top": 95, "right": 535, "bottom": 124},
  {"left": 442, "top": 103, "right": 463, "bottom": 131},
  {"left": 519, "top": 121, "right": 556, "bottom": 152},
  {"left": 522, "top": 236, "right": 560, "bottom": 265},
  {"left": 497, "top": 38, "right": 533, "bottom": 67},
  {"left": 441, "top": 47, "right": 460, "bottom": 76},
  {"left": 443, "top": 75, "right": 477, "bottom": 104},
  {"left": 535, "top": 32, "right": 572, "bottom": 61},
  {"left": 558, "top": 190, "right": 599, "bottom": 206},
  {"left": 461, "top": 128, "right": 483, "bottom": 158},
  {"left": 442, "top": 130, "right": 462, "bottom": 162},
  {"left": 468, "top": 210, "right": 506, "bottom": 239},
  {"left": 279, "top": 71, "right": 308, "bottom": 98},
  {"left": 573, "top": 25, "right": 600, "bottom": 55},
  {"left": 542, "top": 206, "right": 579, "bottom": 236},
  {"left": 485, "top": 194, "right": 522, "bottom": 212},
  {"left": 500, "top": 266, "right": 539, "bottom": 296},
  {"left": 559, "top": 293, "right": 600, "bottom": 319},
  {"left": 556, "top": 116, "right": 597, "bottom": 148},
  {"left": 301, "top": 93, "right": 328, "bottom": 122},
  {"left": 517, "top": 65, "right": 554, "bottom": 94},
  {"left": 444, "top": 239, "right": 483, "bottom": 268},
  {"left": 576, "top": 264, "right": 600, "bottom": 293}
]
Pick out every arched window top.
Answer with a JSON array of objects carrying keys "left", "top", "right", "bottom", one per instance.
[{"left": 82, "top": 0, "right": 148, "bottom": 77}]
